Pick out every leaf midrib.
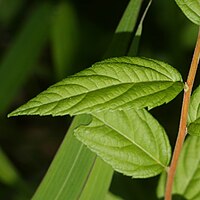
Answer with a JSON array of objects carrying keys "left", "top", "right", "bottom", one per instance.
[
  {"left": 73, "top": 81, "right": 179, "bottom": 115},
  {"left": 92, "top": 113, "right": 167, "bottom": 168},
  {"left": 11, "top": 80, "right": 179, "bottom": 116}
]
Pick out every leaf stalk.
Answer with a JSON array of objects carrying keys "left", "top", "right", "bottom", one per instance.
[{"left": 165, "top": 27, "right": 200, "bottom": 200}]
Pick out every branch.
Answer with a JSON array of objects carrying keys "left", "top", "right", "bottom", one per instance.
[{"left": 165, "top": 27, "right": 200, "bottom": 200}]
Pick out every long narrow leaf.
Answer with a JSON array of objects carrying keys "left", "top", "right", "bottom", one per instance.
[
  {"left": 105, "top": 0, "right": 142, "bottom": 57},
  {"left": 0, "top": 3, "right": 52, "bottom": 114},
  {"left": 127, "top": 0, "right": 152, "bottom": 56},
  {"left": 78, "top": 157, "right": 113, "bottom": 200},
  {"left": 0, "top": 0, "right": 25, "bottom": 26},
  {"left": 32, "top": 115, "right": 96, "bottom": 200},
  {"left": 0, "top": 148, "right": 20, "bottom": 185},
  {"left": 105, "top": 192, "right": 124, "bottom": 200},
  {"left": 51, "top": 2, "right": 79, "bottom": 80}
]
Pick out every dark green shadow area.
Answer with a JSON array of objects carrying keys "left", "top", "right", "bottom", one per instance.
[{"left": 159, "top": 194, "right": 187, "bottom": 200}]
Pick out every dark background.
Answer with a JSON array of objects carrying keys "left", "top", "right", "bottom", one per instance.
[{"left": 0, "top": 0, "right": 198, "bottom": 199}]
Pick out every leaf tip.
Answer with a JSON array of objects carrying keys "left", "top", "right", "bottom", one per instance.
[{"left": 7, "top": 109, "right": 20, "bottom": 118}]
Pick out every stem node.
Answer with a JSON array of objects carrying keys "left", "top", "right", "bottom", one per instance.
[{"left": 184, "top": 82, "right": 189, "bottom": 92}]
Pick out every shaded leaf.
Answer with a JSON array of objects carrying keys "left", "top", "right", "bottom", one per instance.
[
  {"left": 158, "top": 194, "right": 187, "bottom": 200},
  {"left": 0, "top": 0, "right": 25, "bottom": 26},
  {"left": 0, "top": 3, "right": 52, "bottom": 114},
  {"left": 127, "top": 0, "right": 152, "bottom": 56},
  {"left": 0, "top": 148, "right": 19, "bottom": 185},
  {"left": 188, "top": 85, "right": 200, "bottom": 136},
  {"left": 105, "top": 192, "right": 124, "bottom": 200},
  {"left": 104, "top": 0, "right": 142, "bottom": 57},
  {"left": 9, "top": 57, "right": 183, "bottom": 117},
  {"left": 157, "top": 136, "right": 200, "bottom": 199},
  {"left": 75, "top": 109, "right": 171, "bottom": 178},
  {"left": 51, "top": 2, "right": 79, "bottom": 80},
  {"left": 175, "top": 0, "right": 200, "bottom": 25}
]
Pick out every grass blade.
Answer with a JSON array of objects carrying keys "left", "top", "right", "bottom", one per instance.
[
  {"left": 32, "top": 115, "right": 96, "bottom": 200},
  {"left": 0, "top": 148, "right": 20, "bottom": 185},
  {"left": 78, "top": 157, "right": 113, "bottom": 200},
  {"left": 105, "top": 0, "right": 142, "bottom": 57},
  {"left": 0, "top": 0, "right": 25, "bottom": 27},
  {"left": 51, "top": 2, "right": 79, "bottom": 80},
  {"left": 0, "top": 3, "right": 52, "bottom": 114}
]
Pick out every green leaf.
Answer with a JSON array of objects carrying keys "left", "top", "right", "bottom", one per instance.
[
  {"left": 188, "top": 118, "right": 200, "bottom": 136},
  {"left": 105, "top": 192, "right": 124, "bottom": 200},
  {"left": 31, "top": 115, "right": 94, "bottom": 199},
  {"left": 75, "top": 109, "right": 171, "bottom": 178},
  {"left": 0, "top": 0, "right": 25, "bottom": 26},
  {"left": 104, "top": 0, "right": 142, "bottom": 57},
  {"left": 0, "top": 3, "right": 52, "bottom": 114},
  {"left": 78, "top": 157, "right": 113, "bottom": 200},
  {"left": 127, "top": 0, "right": 152, "bottom": 56},
  {"left": 8, "top": 57, "right": 183, "bottom": 117},
  {"left": 188, "top": 85, "right": 200, "bottom": 136},
  {"left": 157, "top": 136, "right": 200, "bottom": 199},
  {"left": 175, "top": 0, "right": 200, "bottom": 25},
  {"left": 31, "top": 115, "right": 112, "bottom": 200},
  {"left": 0, "top": 148, "right": 31, "bottom": 199},
  {"left": 0, "top": 148, "right": 19, "bottom": 185}
]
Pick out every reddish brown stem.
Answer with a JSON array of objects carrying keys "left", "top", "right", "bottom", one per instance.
[{"left": 165, "top": 27, "right": 200, "bottom": 200}]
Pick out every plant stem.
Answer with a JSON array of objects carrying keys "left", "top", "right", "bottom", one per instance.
[{"left": 165, "top": 27, "right": 200, "bottom": 200}]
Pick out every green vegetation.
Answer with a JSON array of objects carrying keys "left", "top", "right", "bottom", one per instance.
[{"left": 1, "top": 0, "right": 200, "bottom": 199}]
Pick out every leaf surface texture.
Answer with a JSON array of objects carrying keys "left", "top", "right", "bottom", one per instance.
[
  {"left": 188, "top": 85, "right": 200, "bottom": 136},
  {"left": 175, "top": 0, "right": 200, "bottom": 25},
  {"left": 9, "top": 57, "right": 183, "bottom": 117},
  {"left": 75, "top": 109, "right": 171, "bottom": 178}
]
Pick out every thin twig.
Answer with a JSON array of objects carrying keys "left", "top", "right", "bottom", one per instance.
[{"left": 165, "top": 27, "right": 200, "bottom": 200}]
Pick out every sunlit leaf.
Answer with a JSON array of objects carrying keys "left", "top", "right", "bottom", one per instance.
[
  {"left": 157, "top": 136, "right": 200, "bottom": 199},
  {"left": 188, "top": 85, "right": 200, "bottom": 136},
  {"left": 78, "top": 157, "right": 113, "bottom": 200},
  {"left": 32, "top": 115, "right": 95, "bottom": 199},
  {"left": 175, "top": 0, "right": 200, "bottom": 25},
  {"left": 75, "top": 109, "right": 171, "bottom": 178},
  {"left": 8, "top": 57, "right": 183, "bottom": 117}
]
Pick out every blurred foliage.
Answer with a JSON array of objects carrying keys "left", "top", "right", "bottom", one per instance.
[{"left": 0, "top": 0, "right": 198, "bottom": 199}]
